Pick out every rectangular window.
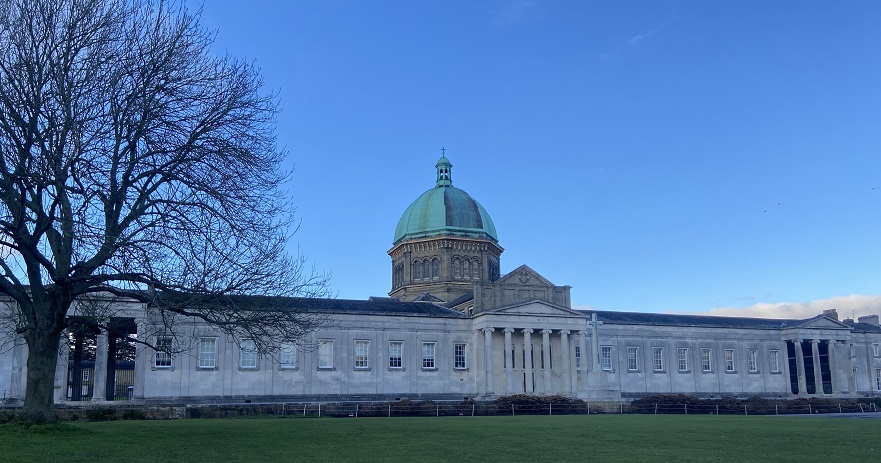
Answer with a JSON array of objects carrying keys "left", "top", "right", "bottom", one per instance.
[
  {"left": 354, "top": 340, "right": 370, "bottom": 369},
  {"left": 701, "top": 348, "right": 712, "bottom": 372},
  {"left": 240, "top": 339, "right": 258, "bottom": 369},
  {"left": 769, "top": 350, "right": 780, "bottom": 373},
  {"left": 280, "top": 343, "right": 297, "bottom": 369},
  {"left": 876, "top": 368, "right": 881, "bottom": 392},
  {"left": 82, "top": 369, "right": 90, "bottom": 382},
  {"left": 388, "top": 341, "right": 403, "bottom": 369},
  {"left": 677, "top": 348, "right": 688, "bottom": 372},
  {"left": 874, "top": 344, "right": 880, "bottom": 357},
  {"left": 601, "top": 346, "right": 613, "bottom": 371},
  {"left": 154, "top": 337, "right": 172, "bottom": 368},
  {"left": 627, "top": 346, "right": 639, "bottom": 371},
  {"left": 850, "top": 343, "right": 855, "bottom": 357},
  {"left": 574, "top": 345, "right": 581, "bottom": 371},
  {"left": 422, "top": 342, "right": 436, "bottom": 369},
  {"left": 198, "top": 338, "right": 217, "bottom": 369},
  {"left": 748, "top": 349, "right": 758, "bottom": 372},
  {"left": 724, "top": 349, "right": 735, "bottom": 372},
  {"left": 652, "top": 347, "right": 663, "bottom": 371},
  {"left": 318, "top": 340, "right": 334, "bottom": 369},
  {"left": 454, "top": 343, "right": 467, "bottom": 369}
]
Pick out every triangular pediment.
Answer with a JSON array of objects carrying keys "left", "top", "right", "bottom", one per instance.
[
  {"left": 486, "top": 300, "right": 583, "bottom": 317},
  {"left": 788, "top": 315, "right": 851, "bottom": 330},
  {"left": 496, "top": 265, "right": 554, "bottom": 287}
]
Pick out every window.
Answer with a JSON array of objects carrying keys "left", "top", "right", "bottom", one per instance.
[
  {"left": 413, "top": 261, "right": 421, "bottom": 280},
  {"left": 389, "top": 341, "right": 403, "bottom": 369},
  {"left": 240, "top": 339, "right": 258, "bottom": 369},
  {"left": 423, "top": 260, "right": 430, "bottom": 280},
  {"left": 431, "top": 258, "right": 439, "bottom": 279},
  {"left": 748, "top": 350, "right": 758, "bottom": 372},
  {"left": 422, "top": 342, "right": 436, "bottom": 369},
  {"left": 769, "top": 350, "right": 780, "bottom": 373},
  {"left": 454, "top": 343, "right": 467, "bottom": 369},
  {"left": 874, "top": 344, "right": 880, "bottom": 357},
  {"left": 627, "top": 346, "right": 639, "bottom": 371},
  {"left": 601, "top": 346, "right": 613, "bottom": 371},
  {"left": 574, "top": 345, "right": 581, "bottom": 371},
  {"left": 198, "top": 338, "right": 217, "bottom": 369},
  {"left": 677, "top": 348, "right": 688, "bottom": 372},
  {"left": 318, "top": 340, "right": 334, "bottom": 369},
  {"left": 850, "top": 343, "right": 855, "bottom": 357},
  {"left": 154, "top": 337, "right": 172, "bottom": 368},
  {"left": 280, "top": 343, "right": 297, "bottom": 369},
  {"left": 724, "top": 349, "right": 735, "bottom": 372},
  {"left": 876, "top": 368, "right": 881, "bottom": 392},
  {"left": 652, "top": 347, "right": 664, "bottom": 371},
  {"left": 82, "top": 369, "right": 90, "bottom": 382},
  {"left": 701, "top": 348, "right": 712, "bottom": 372},
  {"left": 354, "top": 340, "right": 370, "bottom": 369}
]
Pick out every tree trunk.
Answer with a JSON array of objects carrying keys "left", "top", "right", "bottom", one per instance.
[{"left": 21, "top": 331, "right": 62, "bottom": 423}]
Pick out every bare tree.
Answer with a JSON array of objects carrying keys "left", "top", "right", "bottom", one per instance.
[{"left": 0, "top": 0, "right": 330, "bottom": 422}]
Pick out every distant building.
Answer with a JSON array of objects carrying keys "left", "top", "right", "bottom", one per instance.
[{"left": 1, "top": 155, "right": 880, "bottom": 404}]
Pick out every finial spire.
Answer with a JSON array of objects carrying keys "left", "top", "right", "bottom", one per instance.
[{"left": 435, "top": 150, "right": 452, "bottom": 187}]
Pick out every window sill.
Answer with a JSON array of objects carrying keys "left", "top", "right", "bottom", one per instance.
[
  {"left": 239, "top": 367, "right": 259, "bottom": 371},
  {"left": 196, "top": 367, "right": 217, "bottom": 371},
  {"left": 627, "top": 369, "right": 640, "bottom": 373},
  {"left": 770, "top": 371, "right": 783, "bottom": 375},
  {"left": 279, "top": 367, "right": 299, "bottom": 371},
  {"left": 677, "top": 370, "right": 690, "bottom": 374},
  {"left": 454, "top": 368, "right": 469, "bottom": 372},
  {"left": 421, "top": 368, "right": 438, "bottom": 372},
  {"left": 152, "top": 366, "right": 174, "bottom": 371},
  {"left": 388, "top": 367, "right": 405, "bottom": 372},
  {"left": 748, "top": 371, "right": 760, "bottom": 375},
  {"left": 702, "top": 370, "right": 714, "bottom": 374},
  {"left": 353, "top": 368, "right": 372, "bottom": 372},
  {"left": 725, "top": 370, "right": 738, "bottom": 374},
  {"left": 317, "top": 367, "right": 336, "bottom": 371},
  {"left": 653, "top": 370, "right": 666, "bottom": 374}
]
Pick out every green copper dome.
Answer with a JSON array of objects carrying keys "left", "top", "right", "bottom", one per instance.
[{"left": 393, "top": 156, "right": 498, "bottom": 245}]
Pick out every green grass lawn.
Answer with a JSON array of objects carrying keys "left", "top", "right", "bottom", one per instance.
[{"left": 0, "top": 415, "right": 877, "bottom": 462}]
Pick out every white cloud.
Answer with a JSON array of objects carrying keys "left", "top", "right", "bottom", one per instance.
[{"left": 684, "top": 295, "right": 881, "bottom": 321}]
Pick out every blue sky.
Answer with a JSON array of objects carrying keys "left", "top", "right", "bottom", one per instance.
[{"left": 193, "top": 1, "right": 881, "bottom": 318}]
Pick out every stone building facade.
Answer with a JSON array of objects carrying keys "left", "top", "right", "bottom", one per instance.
[{"left": 1, "top": 155, "right": 880, "bottom": 404}]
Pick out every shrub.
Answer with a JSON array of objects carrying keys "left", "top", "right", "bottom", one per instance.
[{"left": 85, "top": 407, "right": 117, "bottom": 421}]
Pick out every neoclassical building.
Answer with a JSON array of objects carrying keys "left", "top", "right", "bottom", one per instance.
[{"left": 1, "top": 155, "right": 881, "bottom": 404}]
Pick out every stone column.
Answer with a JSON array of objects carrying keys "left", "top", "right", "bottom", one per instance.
[
  {"left": 825, "top": 340, "right": 837, "bottom": 393},
  {"left": 92, "top": 330, "right": 108, "bottom": 401},
  {"left": 542, "top": 329, "right": 552, "bottom": 394},
  {"left": 522, "top": 329, "right": 534, "bottom": 393},
  {"left": 811, "top": 339, "right": 823, "bottom": 394},
  {"left": 560, "top": 330, "right": 571, "bottom": 395},
  {"left": 503, "top": 327, "right": 515, "bottom": 394},
  {"left": 132, "top": 319, "right": 148, "bottom": 400},
  {"left": 53, "top": 336, "right": 70, "bottom": 403},
  {"left": 794, "top": 339, "right": 807, "bottom": 395},
  {"left": 483, "top": 328, "right": 495, "bottom": 396}
]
